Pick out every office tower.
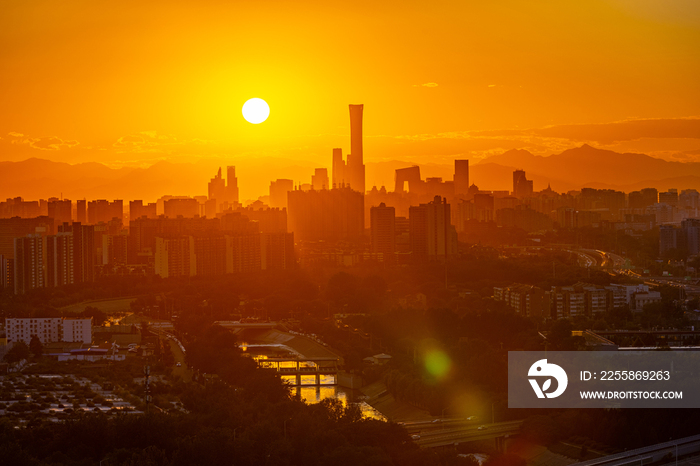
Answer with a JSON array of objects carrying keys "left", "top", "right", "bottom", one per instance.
[
  {"left": 287, "top": 186, "right": 364, "bottom": 241},
  {"left": 130, "top": 200, "right": 157, "bottom": 220},
  {"left": 370, "top": 203, "right": 396, "bottom": 262},
  {"left": 409, "top": 196, "right": 457, "bottom": 261},
  {"left": 312, "top": 168, "right": 329, "bottom": 190},
  {"left": 332, "top": 148, "right": 346, "bottom": 187},
  {"left": 513, "top": 170, "right": 533, "bottom": 198},
  {"left": 395, "top": 166, "right": 422, "bottom": 193},
  {"left": 348, "top": 104, "right": 366, "bottom": 193},
  {"left": 13, "top": 235, "right": 45, "bottom": 294},
  {"left": 454, "top": 160, "right": 469, "bottom": 196},
  {"left": 208, "top": 167, "right": 227, "bottom": 207},
  {"left": 227, "top": 166, "right": 239, "bottom": 205},
  {"left": 87, "top": 200, "right": 123, "bottom": 224},
  {"left": 164, "top": 198, "right": 199, "bottom": 218},
  {"left": 47, "top": 198, "right": 72, "bottom": 228},
  {"left": 76, "top": 199, "right": 87, "bottom": 223},
  {"left": 57, "top": 222, "right": 96, "bottom": 284},
  {"left": 270, "top": 179, "right": 294, "bottom": 209}
]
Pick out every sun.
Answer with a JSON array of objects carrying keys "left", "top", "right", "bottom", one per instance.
[{"left": 242, "top": 98, "right": 270, "bottom": 124}]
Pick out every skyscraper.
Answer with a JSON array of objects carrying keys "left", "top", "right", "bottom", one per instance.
[
  {"left": 330, "top": 105, "right": 366, "bottom": 193},
  {"left": 208, "top": 167, "right": 226, "bottom": 208},
  {"left": 512, "top": 169, "right": 533, "bottom": 198},
  {"left": 332, "top": 148, "right": 346, "bottom": 188},
  {"left": 227, "top": 166, "right": 239, "bottom": 205},
  {"left": 454, "top": 160, "right": 469, "bottom": 196},
  {"left": 348, "top": 104, "right": 366, "bottom": 194},
  {"left": 270, "top": 179, "right": 294, "bottom": 209}
]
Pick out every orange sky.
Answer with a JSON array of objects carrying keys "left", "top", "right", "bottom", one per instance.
[{"left": 1, "top": 0, "right": 699, "bottom": 199}]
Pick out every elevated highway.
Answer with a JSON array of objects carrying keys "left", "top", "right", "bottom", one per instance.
[
  {"left": 413, "top": 420, "right": 523, "bottom": 449},
  {"left": 572, "top": 434, "right": 700, "bottom": 466}
]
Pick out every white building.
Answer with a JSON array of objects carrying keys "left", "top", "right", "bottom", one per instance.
[
  {"left": 62, "top": 317, "right": 93, "bottom": 344},
  {"left": 5, "top": 317, "right": 92, "bottom": 345}
]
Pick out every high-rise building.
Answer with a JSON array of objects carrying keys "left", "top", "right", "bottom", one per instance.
[
  {"left": 312, "top": 168, "right": 329, "bottom": 190},
  {"left": 454, "top": 160, "right": 469, "bottom": 196},
  {"left": 332, "top": 148, "right": 346, "bottom": 188},
  {"left": 227, "top": 166, "right": 239, "bottom": 206},
  {"left": 48, "top": 198, "right": 72, "bottom": 228},
  {"left": 0, "top": 217, "right": 53, "bottom": 261},
  {"left": 164, "top": 198, "right": 199, "bottom": 218},
  {"left": 46, "top": 231, "right": 73, "bottom": 287},
  {"left": 87, "top": 200, "right": 123, "bottom": 224},
  {"left": 287, "top": 186, "right": 364, "bottom": 242},
  {"left": 409, "top": 195, "right": 457, "bottom": 261},
  {"left": 13, "top": 235, "right": 46, "bottom": 294},
  {"left": 57, "top": 222, "right": 96, "bottom": 284},
  {"left": 208, "top": 168, "right": 226, "bottom": 206},
  {"left": 348, "top": 104, "right": 366, "bottom": 194},
  {"left": 261, "top": 232, "right": 295, "bottom": 270},
  {"left": 76, "top": 199, "right": 87, "bottom": 223},
  {"left": 513, "top": 170, "right": 533, "bottom": 198},
  {"left": 130, "top": 200, "right": 157, "bottom": 220},
  {"left": 0, "top": 254, "right": 10, "bottom": 290},
  {"left": 270, "top": 179, "right": 294, "bottom": 209},
  {"left": 155, "top": 236, "right": 196, "bottom": 278},
  {"left": 370, "top": 203, "right": 396, "bottom": 261},
  {"left": 330, "top": 105, "right": 366, "bottom": 193}
]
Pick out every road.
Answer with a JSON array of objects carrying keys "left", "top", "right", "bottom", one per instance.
[{"left": 412, "top": 420, "right": 523, "bottom": 448}]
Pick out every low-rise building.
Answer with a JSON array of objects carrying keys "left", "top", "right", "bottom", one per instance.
[{"left": 5, "top": 317, "right": 92, "bottom": 345}]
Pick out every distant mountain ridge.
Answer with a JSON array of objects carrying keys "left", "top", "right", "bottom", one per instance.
[{"left": 3, "top": 145, "right": 700, "bottom": 201}]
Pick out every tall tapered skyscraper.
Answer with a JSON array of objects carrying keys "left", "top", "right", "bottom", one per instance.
[{"left": 348, "top": 104, "right": 365, "bottom": 194}]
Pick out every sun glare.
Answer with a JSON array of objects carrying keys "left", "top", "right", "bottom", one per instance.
[{"left": 242, "top": 98, "right": 270, "bottom": 124}]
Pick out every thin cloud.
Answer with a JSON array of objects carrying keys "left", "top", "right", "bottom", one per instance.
[
  {"left": 412, "top": 82, "right": 439, "bottom": 88},
  {"left": 6, "top": 132, "right": 79, "bottom": 151}
]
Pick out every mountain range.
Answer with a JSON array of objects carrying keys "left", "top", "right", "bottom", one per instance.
[{"left": 3, "top": 145, "right": 700, "bottom": 202}]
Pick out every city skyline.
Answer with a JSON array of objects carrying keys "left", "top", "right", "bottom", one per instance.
[{"left": 1, "top": 2, "right": 699, "bottom": 199}]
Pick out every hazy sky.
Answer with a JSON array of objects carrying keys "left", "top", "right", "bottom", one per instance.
[{"left": 1, "top": 0, "right": 699, "bottom": 197}]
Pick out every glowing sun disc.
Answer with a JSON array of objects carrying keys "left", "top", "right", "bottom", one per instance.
[{"left": 242, "top": 98, "right": 270, "bottom": 124}]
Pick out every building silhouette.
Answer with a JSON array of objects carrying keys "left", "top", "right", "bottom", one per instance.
[
  {"left": 130, "top": 200, "right": 157, "bottom": 220},
  {"left": 512, "top": 170, "right": 533, "bottom": 198},
  {"left": 312, "top": 168, "right": 329, "bottom": 190},
  {"left": 370, "top": 203, "right": 396, "bottom": 262},
  {"left": 270, "top": 179, "right": 294, "bottom": 209},
  {"left": 47, "top": 198, "right": 71, "bottom": 227},
  {"left": 76, "top": 199, "right": 87, "bottom": 223},
  {"left": 88, "top": 200, "right": 123, "bottom": 224},
  {"left": 454, "top": 160, "right": 469, "bottom": 196},
  {"left": 164, "top": 198, "right": 199, "bottom": 218},
  {"left": 331, "top": 105, "right": 366, "bottom": 193},
  {"left": 13, "top": 235, "right": 45, "bottom": 294},
  {"left": 287, "top": 186, "right": 364, "bottom": 242},
  {"left": 409, "top": 195, "right": 457, "bottom": 261}
]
